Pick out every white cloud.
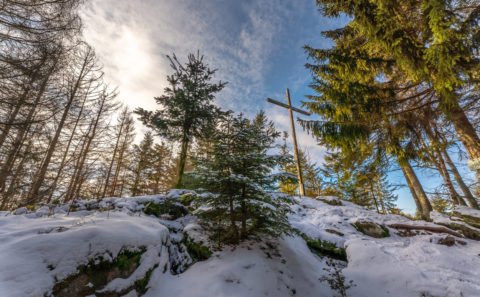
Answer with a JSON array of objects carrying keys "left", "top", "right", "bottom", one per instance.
[{"left": 81, "top": 0, "right": 328, "bottom": 161}]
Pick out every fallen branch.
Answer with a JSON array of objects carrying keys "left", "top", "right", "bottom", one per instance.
[{"left": 388, "top": 224, "right": 462, "bottom": 238}]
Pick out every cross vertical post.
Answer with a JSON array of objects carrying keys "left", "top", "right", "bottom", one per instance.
[
  {"left": 286, "top": 89, "right": 306, "bottom": 196},
  {"left": 267, "top": 89, "right": 310, "bottom": 197}
]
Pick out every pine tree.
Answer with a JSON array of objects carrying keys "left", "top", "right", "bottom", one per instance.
[
  {"left": 135, "top": 52, "right": 226, "bottom": 189},
  {"left": 190, "top": 112, "right": 291, "bottom": 244}
]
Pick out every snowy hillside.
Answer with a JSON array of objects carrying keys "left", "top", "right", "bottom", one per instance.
[{"left": 1, "top": 191, "right": 479, "bottom": 297}]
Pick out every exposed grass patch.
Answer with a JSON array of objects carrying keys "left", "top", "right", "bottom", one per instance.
[
  {"left": 301, "top": 234, "right": 347, "bottom": 262},
  {"left": 317, "top": 198, "right": 343, "bottom": 206},
  {"left": 437, "top": 222, "right": 480, "bottom": 241},
  {"left": 143, "top": 199, "right": 188, "bottom": 220},
  {"left": 182, "top": 233, "right": 212, "bottom": 262},
  {"left": 53, "top": 247, "right": 146, "bottom": 297},
  {"left": 352, "top": 221, "right": 390, "bottom": 238},
  {"left": 135, "top": 264, "right": 159, "bottom": 294},
  {"left": 452, "top": 212, "right": 480, "bottom": 229}
]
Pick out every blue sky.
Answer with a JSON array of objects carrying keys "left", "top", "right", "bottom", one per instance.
[{"left": 80, "top": 0, "right": 475, "bottom": 213}]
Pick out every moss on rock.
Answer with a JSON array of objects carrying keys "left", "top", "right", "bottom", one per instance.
[
  {"left": 182, "top": 233, "right": 212, "bottom": 262},
  {"left": 301, "top": 234, "right": 347, "bottom": 262},
  {"left": 352, "top": 221, "right": 390, "bottom": 238},
  {"left": 143, "top": 199, "right": 188, "bottom": 220},
  {"left": 53, "top": 247, "right": 146, "bottom": 297}
]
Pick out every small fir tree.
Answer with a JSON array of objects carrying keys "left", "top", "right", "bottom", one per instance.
[{"left": 190, "top": 112, "right": 291, "bottom": 244}]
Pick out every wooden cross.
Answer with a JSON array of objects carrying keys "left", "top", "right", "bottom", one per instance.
[{"left": 267, "top": 88, "right": 311, "bottom": 196}]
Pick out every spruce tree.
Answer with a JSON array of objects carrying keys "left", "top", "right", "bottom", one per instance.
[
  {"left": 135, "top": 52, "right": 226, "bottom": 188},
  {"left": 190, "top": 112, "right": 291, "bottom": 243}
]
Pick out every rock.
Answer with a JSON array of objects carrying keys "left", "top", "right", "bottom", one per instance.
[
  {"left": 352, "top": 221, "right": 390, "bottom": 238},
  {"left": 437, "top": 236, "right": 467, "bottom": 247}
]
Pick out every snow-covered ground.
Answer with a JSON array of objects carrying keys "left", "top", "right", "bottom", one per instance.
[{"left": 0, "top": 192, "right": 479, "bottom": 297}]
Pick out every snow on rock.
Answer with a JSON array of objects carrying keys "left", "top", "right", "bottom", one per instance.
[
  {"left": 289, "top": 196, "right": 480, "bottom": 297},
  {"left": 454, "top": 205, "right": 480, "bottom": 218},
  {"left": 1, "top": 192, "right": 480, "bottom": 297},
  {"left": 0, "top": 210, "right": 175, "bottom": 297}
]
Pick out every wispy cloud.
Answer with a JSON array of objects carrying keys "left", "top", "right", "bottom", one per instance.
[{"left": 81, "top": 0, "right": 331, "bottom": 162}]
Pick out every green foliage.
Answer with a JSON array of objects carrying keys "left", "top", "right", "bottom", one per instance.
[
  {"left": 135, "top": 52, "right": 227, "bottom": 188},
  {"left": 318, "top": 198, "right": 343, "bottom": 206},
  {"left": 352, "top": 221, "right": 390, "bottom": 238},
  {"left": 53, "top": 247, "right": 146, "bottom": 296},
  {"left": 318, "top": 151, "right": 397, "bottom": 213},
  {"left": 135, "top": 264, "right": 158, "bottom": 294},
  {"left": 430, "top": 194, "right": 452, "bottom": 214},
  {"left": 143, "top": 199, "right": 188, "bottom": 220},
  {"left": 190, "top": 111, "right": 292, "bottom": 244},
  {"left": 182, "top": 233, "right": 212, "bottom": 262},
  {"left": 302, "top": 234, "right": 347, "bottom": 262},
  {"left": 304, "top": 0, "right": 480, "bottom": 218}
]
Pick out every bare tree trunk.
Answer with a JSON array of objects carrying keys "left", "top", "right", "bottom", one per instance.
[
  {"left": 400, "top": 161, "right": 431, "bottom": 219},
  {"left": 0, "top": 65, "right": 42, "bottom": 149},
  {"left": 442, "top": 148, "right": 479, "bottom": 209},
  {"left": 444, "top": 100, "right": 480, "bottom": 191},
  {"left": 0, "top": 63, "right": 53, "bottom": 193},
  {"left": 27, "top": 50, "right": 92, "bottom": 202},
  {"left": 101, "top": 108, "right": 128, "bottom": 198},
  {"left": 110, "top": 133, "right": 129, "bottom": 196},
  {"left": 68, "top": 92, "right": 106, "bottom": 203},
  {"left": 175, "top": 132, "right": 189, "bottom": 188},
  {"left": 46, "top": 90, "right": 89, "bottom": 203},
  {"left": 0, "top": 141, "right": 32, "bottom": 210},
  {"left": 433, "top": 146, "right": 466, "bottom": 206},
  {"left": 65, "top": 123, "right": 92, "bottom": 202}
]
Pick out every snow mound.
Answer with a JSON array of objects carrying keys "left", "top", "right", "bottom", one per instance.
[
  {"left": 289, "top": 196, "right": 480, "bottom": 297},
  {"left": 1, "top": 192, "right": 480, "bottom": 297}
]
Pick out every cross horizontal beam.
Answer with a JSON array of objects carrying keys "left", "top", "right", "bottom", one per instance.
[{"left": 266, "top": 98, "right": 311, "bottom": 116}]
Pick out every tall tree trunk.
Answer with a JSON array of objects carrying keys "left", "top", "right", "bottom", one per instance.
[
  {"left": 102, "top": 110, "right": 127, "bottom": 198},
  {"left": 369, "top": 182, "right": 380, "bottom": 214},
  {"left": 27, "top": 53, "right": 91, "bottom": 203},
  {"left": 0, "top": 64, "right": 42, "bottom": 149},
  {"left": 0, "top": 64, "right": 53, "bottom": 193},
  {"left": 442, "top": 148, "right": 479, "bottom": 209},
  {"left": 433, "top": 146, "right": 466, "bottom": 206},
  {"left": 175, "top": 132, "right": 189, "bottom": 189},
  {"left": 46, "top": 91, "right": 88, "bottom": 203},
  {"left": 110, "top": 132, "right": 129, "bottom": 197},
  {"left": 421, "top": 125, "right": 466, "bottom": 206},
  {"left": 68, "top": 93, "right": 106, "bottom": 203},
  {"left": 0, "top": 141, "right": 32, "bottom": 209},
  {"left": 399, "top": 161, "right": 432, "bottom": 219},
  {"left": 65, "top": 123, "right": 92, "bottom": 202},
  {"left": 443, "top": 100, "right": 480, "bottom": 192}
]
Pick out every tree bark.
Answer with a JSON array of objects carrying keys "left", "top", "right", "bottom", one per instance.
[
  {"left": 27, "top": 51, "right": 91, "bottom": 203},
  {"left": 101, "top": 109, "right": 127, "bottom": 198},
  {"left": 0, "top": 62, "right": 53, "bottom": 193},
  {"left": 46, "top": 90, "right": 89, "bottom": 203},
  {"left": 400, "top": 161, "right": 431, "bottom": 219},
  {"left": 175, "top": 131, "right": 190, "bottom": 188},
  {"left": 442, "top": 148, "right": 479, "bottom": 209}
]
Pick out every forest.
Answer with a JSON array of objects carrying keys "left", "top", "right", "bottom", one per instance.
[
  {"left": 1, "top": 1, "right": 480, "bottom": 296},
  {"left": 1, "top": 0, "right": 479, "bottom": 219}
]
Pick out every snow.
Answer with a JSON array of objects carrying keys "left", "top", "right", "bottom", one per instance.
[
  {"left": 1, "top": 191, "right": 479, "bottom": 297},
  {"left": 146, "top": 236, "right": 331, "bottom": 297}
]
